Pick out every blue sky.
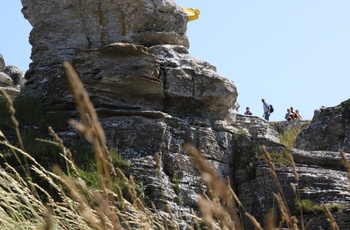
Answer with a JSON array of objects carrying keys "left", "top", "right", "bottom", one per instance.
[{"left": 1, "top": 1, "right": 350, "bottom": 122}]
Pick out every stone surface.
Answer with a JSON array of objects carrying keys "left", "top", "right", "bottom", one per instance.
[
  {"left": 0, "top": 53, "right": 4, "bottom": 72},
  {"left": 15, "top": 0, "right": 350, "bottom": 229},
  {"left": 21, "top": 0, "right": 188, "bottom": 81},
  {"left": 20, "top": 0, "right": 236, "bottom": 120},
  {"left": 150, "top": 45, "right": 237, "bottom": 120},
  {"left": 0, "top": 55, "right": 25, "bottom": 100},
  {"left": 233, "top": 114, "right": 350, "bottom": 229},
  {"left": 295, "top": 99, "right": 350, "bottom": 152},
  {"left": 4, "top": 65, "right": 25, "bottom": 87},
  {"left": 0, "top": 72, "right": 13, "bottom": 87}
]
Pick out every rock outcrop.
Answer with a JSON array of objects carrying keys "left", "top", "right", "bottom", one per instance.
[
  {"left": 0, "top": 53, "right": 26, "bottom": 99},
  {"left": 234, "top": 115, "right": 350, "bottom": 229},
  {"left": 19, "top": 0, "right": 239, "bottom": 226},
  {"left": 14, "top": 0, "right": 350, "bottom": 229},
  {"left": 295, "top": 99, "right": 350, "bottom": 152},
  {"left": 21, "top": 0, "right": 188, "bottom": 108}
]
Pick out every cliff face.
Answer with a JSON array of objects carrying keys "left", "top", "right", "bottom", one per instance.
[
  {"left": 295, "top": 99, "right": 350, "bottom": 152},
  {"left": 15, "top": 0, "right": 350, "bottom": 229},
  {"left": 21, "top": 0, "right": 188, "bottom": 108},
  {"left": 234, "top": 116, "right": 350, "bottom": 229}
]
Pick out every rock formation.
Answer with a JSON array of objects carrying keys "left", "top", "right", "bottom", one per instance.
[
  {"left": 0, "top": 53, "right": 26, "bottom": 99},
  {"left": 234, "top": 115, "right": 350, "bottom": 229},
  {"left": 295, "top": 99, "right": 350, "bottom": 152},
  {"left": 20, "top": 0, "right": 189, "bottom": 109},
  {"left": 13, "top": 0, "right": 350, "bottom": 228}
]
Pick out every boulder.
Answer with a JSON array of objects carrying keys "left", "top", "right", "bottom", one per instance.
[
  {"left": 0, "top": 57, "right": 25, "bottom": 100},
  {"left": 0, "top": 72, "right": 13, "bottom": 87},
  {"left": 295, "top": 99, "right": 350, "bottom": 152},
  {"left": 21, "top": 0, "right": 188, "bottom": 82},
  {"left": 4, "top": 65, "right": 25, "bottom": 87}
]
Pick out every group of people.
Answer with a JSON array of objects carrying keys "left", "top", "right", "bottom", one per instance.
[
  {"left": 285, "top": 107, "right": 302, "bottom": 121},
  {"left": 243, "top": 98, "right": 302, "bottom": 122},
  {"left": 244, "top": 98, "right": 272, "bottom": 120}
]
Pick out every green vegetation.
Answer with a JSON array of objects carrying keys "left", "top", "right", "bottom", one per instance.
[
  {"left": 269, "top": 150, "right": 293, "bottom": 166},
  {"left": 0, "top": 96, "right": 70, "bottom": 130},
  {"left": 254, "top": 147, "right": 293, "bottom": 167},
  {"left": 171, "top": 174, "right": 181, "bottom": 195},
  {"left": 278, "top": 128, "right": 302, "bottom": 148},
  {"left": 295, "top": 199, "right": 323, "bottom": 213},
  {"left": 295, "top": 199, "right": 343, "bottom": 214},
  {"left": 271, "top": 121, "right": 311, "bottom": 148}
]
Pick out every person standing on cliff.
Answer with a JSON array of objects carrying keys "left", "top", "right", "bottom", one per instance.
[{"left": 261, "top": 98, "right": 271, "bottom": 121}]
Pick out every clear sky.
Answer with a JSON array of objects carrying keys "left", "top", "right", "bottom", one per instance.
[{"left": 1, "top": 1, "right": 350, "bottom": 122}]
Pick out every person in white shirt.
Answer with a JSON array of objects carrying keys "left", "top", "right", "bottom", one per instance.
[
  {"left": 285, "top": 108, "right": 294, "bottom": 121},
  {"left": 261, "top": 98, "right": 271, "bottom": 121}
]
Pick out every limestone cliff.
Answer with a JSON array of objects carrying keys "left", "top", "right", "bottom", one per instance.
[
  {"left": 295, "top": 99, "right": 350, "bottom": 152},
  {"left": 11, "top": 0, "right": 350, "bottom": 229}
]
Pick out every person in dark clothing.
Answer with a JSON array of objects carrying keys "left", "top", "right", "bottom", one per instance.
[{"left": 244, "top": 107, "right": 253, "bottom": 115}]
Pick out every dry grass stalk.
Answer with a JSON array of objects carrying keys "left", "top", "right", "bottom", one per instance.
[
  {"left": 47, "top": 126, "right": 80, "bottom": 178},
  {"left": 63, "top": 61, "right": 116, "bottom": 180},
  {"left": 53, "top": 165, "right": 117, "bottom": 230},
  {"left": 244, "top": 213, "right": 263, "bottom": 230},
  {"left": 263, "top": 209, "right": 276, "bottom": 230},
  {"left": 260, "top": 146, "right": 296, "bottom": 229},
  {"left": 0, "top": 162, "right": 47, "bottom": 228},
  {"left": 0, "top": 88, "right": 24, "bottom": 150},
  {"left": 0, "top": 142, "right": 97, "bottom": 229},
  {"left": 260, "top": 146, "right": 277, "bottom": 181},
  {"left": 290, "top": 182, "right": 305, "bottom": 230},
  {"left": 286, "top": 152, "right": 299, "bottom": 182},
  {"left": 323, "top": 205, "right": 340, "bottom": 230},
  {"left": 273, "top": 193, "right": 289, "bottom": 228},
  {"left": 339, "top": 149, "right": 350, "bottom": 180},
  {"left": 184, "top": 143, "right": 242, "bottom": 230},
  {"left": 197, "top": 197, "right": 230, "bottom": 230},
  {"left": 0, "top": 75, "right": 177, "bottom": 230}
]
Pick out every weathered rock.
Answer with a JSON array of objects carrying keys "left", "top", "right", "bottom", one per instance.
[
  {"left": 0, "top": 57, "right": 25, "bottom": 100},
  {"left": 17, "top": 0, "right": 350, "bottom": 228},
  {"left": 233, "top": 114, "right": 350, "bottom": 229},
  {"left": 55, "top": 113, "right": 235, "bottom": 223},
  {"left": 21, "top": 0, "right": 187, "bottom": 82},
  {"left": 295, "top": 99, "right": 350, "bottom": 152},
  {"left": 4, "top": 65, "right": 25, "bottom": 87},
  {"left": 235, "top": 114, "right": 280, "bottom": 143},
  {"left": 73, "top": 43, "right": 164, "bottom": 112},
  {"left": 150, "top": 45, "right": 237, "bottom": 120},
  {"left": 20, "top": 0, "right": 236, "bottom": 120},
  {"left": 275, "top": 119, "right": 310, "bottom": 134},
  {"left": 0, "top": 72, "right": 13, "bottom": 87},
  {"left": 0, "top": 53, "right": 4, "bottom": 72},
  {"left": 102, "top": 114, "right": 234, "bottom": 186},
  {"left": 19, "top": 1, "right": 239, "bottom": 224}
]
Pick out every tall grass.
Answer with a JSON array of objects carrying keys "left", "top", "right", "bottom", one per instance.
[
  {"left": 0, "top": 62, "right": 348, "bottom": 229},
  {"left": 0, "top": 88, "right": 23, "bottom": 150}
]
